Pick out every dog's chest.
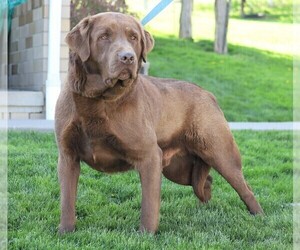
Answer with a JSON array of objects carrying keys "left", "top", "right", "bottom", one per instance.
[
  {"left": 84, "top": 138, "right": 133, "bottom": 173},
  {"left": 72, "top": 94, "right": 155, "bottom": 171},
  {"left": 78, "top": 116, "right": 148, "bottom": 172}
]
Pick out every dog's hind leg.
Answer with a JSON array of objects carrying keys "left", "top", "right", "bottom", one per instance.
[
  {"left": 185, "top": 114, "right": 263, "bottom": 215},
  {"left": 214, "top": 153, "right": 263, "bottom": 215},
  {"left": 195, "top": 132, "right": 263, "bottom": 215}
]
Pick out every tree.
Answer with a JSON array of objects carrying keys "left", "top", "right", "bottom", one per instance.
[
  {"left": 179, "top": 0, "right": 193, "bottom": 39},
  {"left": 70, "top": 0, "right": 131, "bottom": 28},
  {"left": 240, "top": 0, "right": 246, "bottom": 18},
  {"left": 268, "top": 0, "right": 274, "bottom": 7},
  {"left": 238, "top": 0, "right": 266, "bottom": 19},
  {"left": 214, "top": 0, "right": 231, "bottom": 54}
]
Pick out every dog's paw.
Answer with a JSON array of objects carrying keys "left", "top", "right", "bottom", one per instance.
[
  {"left": 139, "top": 225, "right": 157, "bottom": 234},
  {"left": 58, "top": 224, "right": 76, "bottom": 234}
]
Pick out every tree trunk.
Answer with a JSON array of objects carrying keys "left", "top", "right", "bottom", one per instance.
[
  {"left": 268, "top": 0, "right": 274, "bottom": 7},
  {"left": 214, "top": 0, "right": 231, "bottom": 54},
  {"left": 240, "top": 0, "right": 246, "bottom": 18},
  {"left": 179, "top": 0, "right": 193, "bottom": 39}
]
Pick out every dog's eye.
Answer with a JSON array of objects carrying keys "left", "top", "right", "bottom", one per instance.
[
  {"left": 130, "top": 35, "right": 137, "bottom": 41},
  {"left": 99, "top": 34, "right": 109, "bottom": 40}
]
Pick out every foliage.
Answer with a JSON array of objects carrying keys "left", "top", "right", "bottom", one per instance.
[
  {"left": 71, "top": 0, "right": 132, "bottom": 28},
  {"left": 230, "top": 0, "right": 293, "bottom": 22},
  {"left": 7, "top": 131, "right": 293, "bottom": 249},
  {"left": 194, "top": 0, "right": 293, "bottom": 23}
]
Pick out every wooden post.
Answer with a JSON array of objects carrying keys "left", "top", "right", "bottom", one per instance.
[
  {"left": 214, "top": 0, "right": 231, "bottom": 54},
  {"left": 179, "top": 0, "right": 193, "bottom": 39}
]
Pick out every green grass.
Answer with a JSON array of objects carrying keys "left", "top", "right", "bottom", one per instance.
[
  {"left": 8, "top": 131, "right": 293, "bottom": 249},
  {"left": 127, "top": 1, "right": 294, "bottom": 122},
  {"left": 126, "top": 1, "right": 294, "bottom": 122},
  {"left": 148, "top": 38, "right": 292, "bottom": 122}
]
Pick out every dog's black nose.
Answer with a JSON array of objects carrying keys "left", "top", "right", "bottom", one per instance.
[{"left": 118, "top": 52, "right": 135, "bottom": 64}]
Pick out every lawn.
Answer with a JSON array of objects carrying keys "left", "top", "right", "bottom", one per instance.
[
  {"left": 8, "top": 131, "right": 293, "bottom": 249},
  {"left": 126, "top": 1, "right": 293, "bottom": 122},
  {"left": 148, "top": 38, "right": 292, "bottom": 122}
]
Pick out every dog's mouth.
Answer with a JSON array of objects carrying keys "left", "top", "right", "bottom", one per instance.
[
  {"left": 105, "top": 69, "right": 134, "bottom": 88},
  {"left": 117, "top": 69, "right": 131, "bottom": 81},
  {"left": 102, "top": 69, "right": 135, "bottom": 99}
]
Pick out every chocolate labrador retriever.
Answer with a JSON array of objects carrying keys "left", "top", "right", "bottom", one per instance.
[{"left": 55, "top": 12, "right": 263, "bottom": 234}]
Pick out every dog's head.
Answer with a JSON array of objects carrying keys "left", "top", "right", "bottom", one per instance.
[{"left": 65, "top": 12, "right": 154, "bottom": 100}]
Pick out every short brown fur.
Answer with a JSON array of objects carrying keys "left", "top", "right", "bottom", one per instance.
[{"left": 55, "top": 12, "right": 263, "bottom": 234}]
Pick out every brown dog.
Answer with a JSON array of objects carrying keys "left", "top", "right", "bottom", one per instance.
[{"left": 55, "top": 12, "right": 263, "bottom": 234}]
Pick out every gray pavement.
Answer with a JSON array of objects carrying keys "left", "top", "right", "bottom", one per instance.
[{"left": 1, "top": 120, "right": 299, "bottom": 132}]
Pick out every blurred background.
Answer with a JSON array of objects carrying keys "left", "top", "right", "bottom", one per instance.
[{"left": 2, "top": 0, "right": 295, "bottom": 122}]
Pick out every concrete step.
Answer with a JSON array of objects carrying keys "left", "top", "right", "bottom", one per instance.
[{"left": 0, "top": 91, "right": 45, "bottom": 119}]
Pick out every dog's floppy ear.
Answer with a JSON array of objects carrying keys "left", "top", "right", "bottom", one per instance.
[
  {"left": 141, "top": 30, "right": 154, "bottom": 62},
  {"left": 65, "top": 17, "right": 92, "bottom": 62}
]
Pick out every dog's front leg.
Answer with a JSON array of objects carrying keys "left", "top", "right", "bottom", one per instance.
[
  {"left": 138, "top": 147, "right": 162, "bottom": 233},
  {"left": 57, "top": 154, "right": 80, "bottom": 234}
]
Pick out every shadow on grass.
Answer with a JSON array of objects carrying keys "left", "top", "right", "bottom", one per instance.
[{"left": 230, "top": 13, "right": 294, "bottom": 24}]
